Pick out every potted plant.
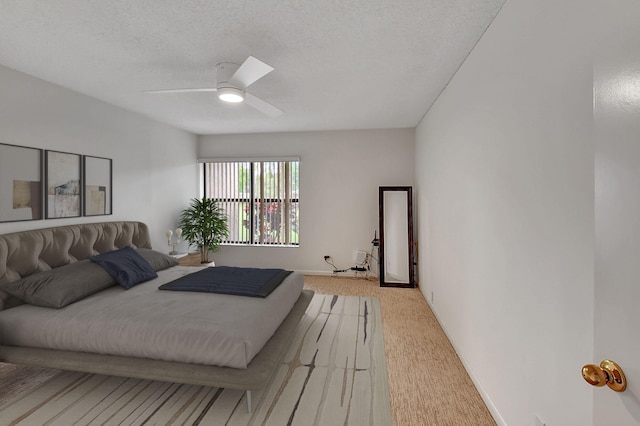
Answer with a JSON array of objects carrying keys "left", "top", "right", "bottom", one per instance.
[{"left": 178, "top": 197, "right": 229, "bottom": 263}]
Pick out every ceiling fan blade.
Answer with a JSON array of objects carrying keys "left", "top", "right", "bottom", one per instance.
[
  {"left": 229, "top": 56, "right": 274, "bottom": 88},
  {"left": 245, "top": 93, "right": 283, "bottom": 117},
  {"left": 144, "top": 88, "right": 218, "bottom": 94}
]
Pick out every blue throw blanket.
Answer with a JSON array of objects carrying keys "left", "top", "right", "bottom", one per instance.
[{"left": 159, "top": 266, "right": 293, "bottom": 298}]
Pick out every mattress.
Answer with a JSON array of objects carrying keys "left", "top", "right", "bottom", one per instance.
[{"left": 0, "top": 266, "right": 304, "bottom": 369}]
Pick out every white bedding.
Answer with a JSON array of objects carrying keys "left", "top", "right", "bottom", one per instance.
[{"left": 0, "top": 266, "right": 303, "bottom": 369}]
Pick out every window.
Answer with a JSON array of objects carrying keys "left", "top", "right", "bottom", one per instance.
[{"left": 202, "top": 159, "right": 299, "bottom": 246}]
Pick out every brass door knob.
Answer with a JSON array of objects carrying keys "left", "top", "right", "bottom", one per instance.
[{"left": 582, "top": 360, "right": 627, "bottom": 392}]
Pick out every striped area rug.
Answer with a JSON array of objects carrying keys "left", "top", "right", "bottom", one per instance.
[{"left": 0, "top": 294, "right": 391, "bottom": 426}]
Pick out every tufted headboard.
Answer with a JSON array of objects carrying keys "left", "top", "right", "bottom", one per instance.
[{"left": 0, "top": 221, "right": 151, "bottom": 310}]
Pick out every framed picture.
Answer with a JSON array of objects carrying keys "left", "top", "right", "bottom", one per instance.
[
  {"left": 0, "top": 143, "right": 43, "bottom": 222},
  {"left": 45, "top": 150, "right": 82, "bottom": 219},
  {"left": 83, "top": 156, "right": 112, "bottom": 216}
]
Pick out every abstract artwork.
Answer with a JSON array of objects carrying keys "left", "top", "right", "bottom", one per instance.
[
  {"left": 0, "top": 143, "right": 43, "bottom": 222},
  {"left": 83, "top": 156, "right": 112, "bottom": 216},
  {"left": 45, "top": 150, "right": 81, "bottom": 219}
]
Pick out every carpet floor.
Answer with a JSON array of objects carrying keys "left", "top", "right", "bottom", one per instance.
[
  {"left": 303, "top": 275, "right": 496, "bottom": 426},
  {"left": 0, "top": 294, "right": 391, "bottom": 426}
]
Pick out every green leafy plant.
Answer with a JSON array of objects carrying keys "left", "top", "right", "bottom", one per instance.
[{"left": 179, "top": 197, "right": 229, "bottom": 262}]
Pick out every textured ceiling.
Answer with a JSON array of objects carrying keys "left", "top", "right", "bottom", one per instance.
[{"left": 0, "top": 0, "right": 505, "bottom": 135}]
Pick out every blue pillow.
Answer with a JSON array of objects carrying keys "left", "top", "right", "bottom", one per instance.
[{"left": 90, "top": 246, "right": 158, "bottom": 289}]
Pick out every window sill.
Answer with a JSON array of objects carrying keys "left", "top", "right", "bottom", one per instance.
[{"left": 222, "top": 243, "right": 299, "bottom": 248}]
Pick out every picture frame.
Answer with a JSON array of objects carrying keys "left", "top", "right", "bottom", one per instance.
[
  {"left": 45, "top": 150, "right": 82, "bottom": 219},
  {"left": 83, "top": 155, "right": 112, "bottom": 216},
  {"left": 0, "top": 143, "right": 43, "bottom": 223}
]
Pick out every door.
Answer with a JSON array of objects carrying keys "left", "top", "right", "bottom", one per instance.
[{"left": 594, "top": 0, "right": 640, "bottom": 424}]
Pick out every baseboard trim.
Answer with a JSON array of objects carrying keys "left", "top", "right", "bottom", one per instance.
[
  {"left": 296, "top": 269, "right": 378, "bottom": 278},
  {"left": 424, "top": 295, "right": 507, "bottom": 426}
]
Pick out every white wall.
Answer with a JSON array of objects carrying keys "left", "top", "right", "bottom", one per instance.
[
  {"left": 199, "top": 129, "right": 414, "bottom": 273},
  {"left": 0, "top": 65, "right": 199, "bottom": 251},
  {"left": 415, "top": 0, "right": 593, "bottom": 425}
]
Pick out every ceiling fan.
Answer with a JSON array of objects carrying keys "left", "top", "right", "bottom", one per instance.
[{"left": 145, "top": 56, "right": 283, "bottom": 117}]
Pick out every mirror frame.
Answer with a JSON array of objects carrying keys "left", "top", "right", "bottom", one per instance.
[{"left": 378, "top": 186, "right": 415, "bottom": 288}]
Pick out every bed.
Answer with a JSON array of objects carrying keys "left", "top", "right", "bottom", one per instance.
[{"left": 0, "top": 221, "right": 313, "bottom": 412}]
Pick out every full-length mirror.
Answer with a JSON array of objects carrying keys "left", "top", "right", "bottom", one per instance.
[{"left": 378, "top": 186, "right": 414, "bottom": 288}]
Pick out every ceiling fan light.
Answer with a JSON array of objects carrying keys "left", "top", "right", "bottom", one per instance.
[{"left": 218, "top": 87, "right": 244, "bottom": 103}]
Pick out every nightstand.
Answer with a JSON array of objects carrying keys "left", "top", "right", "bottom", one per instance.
[
  {"left": 177, "top": 252, "right": 215, "bottom": 267},
  {"left": 169, "top": 253, "right": 188, "bottom": 260}
]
